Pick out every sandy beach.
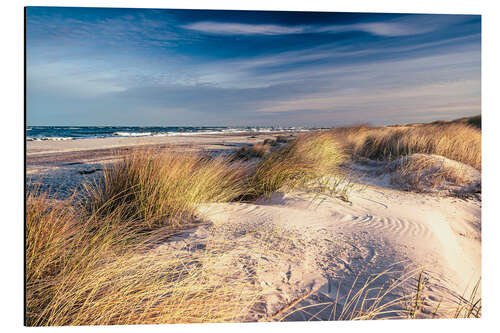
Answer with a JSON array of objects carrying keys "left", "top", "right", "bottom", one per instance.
[
  {"left": 26, "top": 128, "right": 481, "bottom": 321},
  {"left": 26, "top": 132, "right": 294, "bottom": 195}
]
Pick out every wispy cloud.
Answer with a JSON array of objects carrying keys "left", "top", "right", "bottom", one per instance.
[
  {"left": 180, "top": 22, "right": 304, "bottom": 35},
  {"left": 317, "top": 22, "right": 432, "bottom": 37},
  {"left": 182, "top": 21, "right": 427, "bottom": 37},
  {"left": 182, "top": 14, "right": 475, "bottom": 38}
]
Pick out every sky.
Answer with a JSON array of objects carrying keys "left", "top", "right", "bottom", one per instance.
[{"left": 26, "top": 7, "right": 481, "bottom": 126}]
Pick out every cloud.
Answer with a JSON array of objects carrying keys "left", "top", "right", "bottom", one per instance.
[
  {"left": 182, "top": 15, "right": 475, "bottom": 37},
  {"left": 257, "top": 79, "right": 480, "bottom": 115},
  {"left": 181, "top": 22, "right": 305, "bottom": 35},
  {"left": 318, "top": 22, "right": 432, "bottom": 37},
  {"left": 26, "top": 11, "right": 182, "bottom": 51},
  {"left": 183, "top": 21, "right": 431, "bottom": 37}
]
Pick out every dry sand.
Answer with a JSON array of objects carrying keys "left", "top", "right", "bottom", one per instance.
[
  {"left": 195, "top": 178, "right": 480, "bottom": 320},
  {"left": 26, "top": 134, "right": 481, "bottom": 321}
]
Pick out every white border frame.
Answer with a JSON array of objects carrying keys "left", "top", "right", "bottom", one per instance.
[{"left": 3, "top": 1, "right": 499, "bottom": 332}]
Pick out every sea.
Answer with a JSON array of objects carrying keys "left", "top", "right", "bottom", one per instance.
[{"left": 26, "top": 126, "right": 319, "bottom": 141}]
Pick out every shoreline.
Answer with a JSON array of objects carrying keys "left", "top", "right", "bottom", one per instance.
[
  {"left": 27, "top": 131, "right": 300, "bottom": 171},
  {"left": 26, "top": 131, "right": 301, "bottom": 197},
  {"left": 27, "top": 131, "right": 300, "bottom": 156}
]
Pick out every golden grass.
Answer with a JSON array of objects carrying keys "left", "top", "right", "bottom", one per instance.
[
  {"left": 26, "top": 192, "right": 139, "bottom": 325},
  {"left": 26, "top": 191, "right": 267, "bottom": 326},
  {"left": 82, "top": 150, "right": 250, "bottom": 229},
  {"left": 26, "top": 189, "right": 76, "bottom": 284},
  {"left": 249, "top": 132, "right": 347, "bottom": 198},
  {"left": 331, "top": 122, "right": 481, "bottom": 169},
  {"left": 388, "top": 153, "right": 480, "bottom": 193}
]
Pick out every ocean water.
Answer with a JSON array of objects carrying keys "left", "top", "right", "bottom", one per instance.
[{"left": 26, "top": 126, "right": 316, "bottom": 141}]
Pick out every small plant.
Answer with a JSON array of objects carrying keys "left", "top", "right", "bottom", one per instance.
[
  {"left": 404, "top": 270, "right": 427, "bottom": 318},
  {"left": 388, "top": 154, "right": 480, "bottom": 194},
  {"left": 308, "top": 175, "right": 355, "bottom": 203},
  {"left": 453, "top": 278, "right": 482, "bottom": 318}
]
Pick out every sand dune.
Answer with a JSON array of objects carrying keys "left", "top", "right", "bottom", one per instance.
[{"left": 184, "top": 172, "right": 481, "bottom": 320}]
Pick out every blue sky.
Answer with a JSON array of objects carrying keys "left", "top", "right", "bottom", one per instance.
[{"left": 26, "top": 7, "right": 481, "bottom": 126}]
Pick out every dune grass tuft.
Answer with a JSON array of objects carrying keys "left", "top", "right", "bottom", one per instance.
[
  {"left": 82, "top": 150, "right": 250, "bottom": 229},
  {"left": 26, "top": 190, "right": 142, "bottom": 326},
  {"left": 388, "top": 153, "right": 480, "bottom": 194},
  {"left": 249, "top": 132, "right": 347, "bottom": 198},
  {"left": 26, "top": 189, "right": 77, "bottom": 284},
  {"left": 331, "top": 122, "right": 481, "bottom": 169},
  {"left": 276, "top": 266, "right": 481, "bottom": 321}
]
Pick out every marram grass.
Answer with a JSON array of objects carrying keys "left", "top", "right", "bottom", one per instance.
[
  {"left": 249, "top": 132, "right": 347, "bottom": 198},
  {"left": 82, "top": 150, "right": 251, "bottom": 229},
  {"left": 330, "top": 122, "right": 481, "bottom": 169}
]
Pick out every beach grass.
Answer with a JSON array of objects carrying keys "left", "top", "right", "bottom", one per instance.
[
  {"left": 249, "top": 132, "right": 347, "bottom": 198},
  {"left": 81, "top": 150, "right": 250, "bottom": 229},
  {"left": 276, "top": 266, "right": 481, "bottom": 321},
  {"left": 26, "top": 191, "right": 263, "bottom": 325},
  {"left": 387, "top": 153, "right": 480, "bottom": 194},
  {"left": 233, "top": 142, "right": 272, "bottom": 160},
  {"left": 330, "top": 121, "right": 481, "bottom": 169}
]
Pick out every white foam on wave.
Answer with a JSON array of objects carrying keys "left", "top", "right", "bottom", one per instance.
[
  {"left": 27, "top": 137, "right": 75, "bottom": 141},
  {"left": 153, "top": 131, "right": 224, "bottom": 136},
  {"left": 113, "top": 132, "right": 153, "bottom": 137},
  {"left": 27, "top": 127, "right": 316, "bottom": 141}
]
